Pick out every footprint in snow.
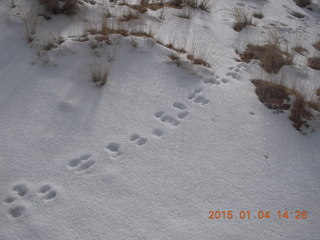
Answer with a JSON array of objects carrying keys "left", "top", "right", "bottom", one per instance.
[
  {"left": 130, "top": 133, "right": 148, "bottom": 146},
  {"left": 37, "top": 184, "right": 57, "bottom": 201},
  {"left": 67, "top": 153, "right": 96, "bottom": 172},
  {"left": 188, "top": 88, "right": 209, "bottom": 105},
  {"left": 154, "top": 110, "right": 180, "bottom": 127},
  {"left": 152, "top": 128, "right": 164, "bottom": 137},
  {"left": 3, "top": 182, "right": 58, "bottom": 218},
  {"left": 172, "top": 102, "right": 189, "bottom": 120},
  {"left": 106, "top": 142, "right": 121, "bottom": 158}
]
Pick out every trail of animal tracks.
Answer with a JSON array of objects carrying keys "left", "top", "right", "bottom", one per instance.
[{"left": 0, "top": 0, "right": 320, "bottom": 239}]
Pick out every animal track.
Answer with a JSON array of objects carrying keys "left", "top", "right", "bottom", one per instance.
[
  {"left": 68, "top": 153, "right": 96, "bottom": 172},
  {"left": 154, "top": 111, "right": 180, "bottom": 127},
  {"left": 13, "top": 183, "right": 28, "bottom": 197},
  {"left": 37, "top": 184, "right": 57, "bottom": 200},
  {"left": 130, "top": 133, "right": 147, "bottom": 146},
  {"left": 106, "top": 142, "right": 121, "bottom": 157},
  {"left": 172, "top": 102, "right": 187, "bottom": 111},
  {"left": 4, "top": 182, "right": 58, "bottom": 218},
  {"left": 152, "top": 128, "right": 164, "bottom": 137},
  {"left": 177, "top": 110, "right": 189, "bottom": 119},
  {"left": 9, "top": 205, "right": 26, "bottom": 218},
  {"left": 3, "top": 196, "right": 16, "bottom": 203},
  {"left": 187, "top": 87, "right": 209, "bottom": 105}
]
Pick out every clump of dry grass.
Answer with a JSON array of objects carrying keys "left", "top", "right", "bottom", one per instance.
[
  {"left": 239, "top": 29, "right": 296, "bottom": 73},
  {"left": 39, "top": 0, "right": 78, "bottom": 15},
  {"left": 17, "top": 10, "right": 38, "bottom": 42},
  {"left": 184, "top": 0, "right": 212, "bottom": 11},
  {"left": 92, "top": 66, "right": 108, "bottom": 87},
  {"left": 294, "top": 0, "right": 312, "bottom": 8},
  {"left": 308, "top": 56, "right": 320, "bottom": 70},
  {"left": 130, "top": 25, "right": 155, "bottom": 38},
  {"left": 177, "top": 8, "right": 192, "bottom": 19},
  {"left": 187, "top": 54, "right": 210, "bottom": 67},
  {"left": 119, "top": 9, "right": 139, "bottom": 21},
  {"left": 252, "top": 11, "right": 264, "bottom": 19},
  {"left": 169, "top": 53, "right": 182, "bottom": 66},
  {"left": 251, "top": 79, "right": 319, "bottom": 130},
  {"left": 231, "top": 8, "right": 253, "bottom": 32},
  {"left": 313, "top": 41, "right": 320, "bottom": 51},
  {"left": 290, "top": 11, "right": 305, "bottom": 18},
  {"left": 158, "top": 8, "right": 167, "bottom": 21},
  {"left": 41, "top": 35, "right": 65, "bottom": 51},
  {"left": 293, "top": 45, "right": 308, "bottom": 55}
]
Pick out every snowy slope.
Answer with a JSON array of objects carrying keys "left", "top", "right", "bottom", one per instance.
[{"left": 0, "top": 0, "right": 320, "bottom": 239}]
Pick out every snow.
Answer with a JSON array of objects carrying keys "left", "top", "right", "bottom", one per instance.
[{"left": 0, "top": 0, "right": 320, "bottom": 239}]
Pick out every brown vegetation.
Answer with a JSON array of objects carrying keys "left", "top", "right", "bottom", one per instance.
[
  {"left": 308, "top": 56, "right": 320, "bottom": 70},
  {"left": 240, "top": 44, "right": 294, "bottom": 73},
  {"left": 251, "top": 79, "right": 319, "bottom": 130}
]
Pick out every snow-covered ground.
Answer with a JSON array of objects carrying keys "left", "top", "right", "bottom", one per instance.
[{"left": 0, "top": 0, "right": 320, "bottom": 239}]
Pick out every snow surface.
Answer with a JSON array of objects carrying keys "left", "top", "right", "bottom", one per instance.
[{"left": 0, "top": 0, "right": 320, "bottom": 239}]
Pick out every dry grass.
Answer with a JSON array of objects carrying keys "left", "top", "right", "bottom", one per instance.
[
  {"left": 252, "top": 12, "right": 264, "bottom": 19},
  {"left": 251, "top": 79, "right": 319, "bottom": 130},
  {"left": 92, "top": 66, "right": 108, "bottom": 87},
  {"left": 239, "top": 29, "right": 296, "bottom": 73},
  {"left": 290, "top": 11, "right": 305, "bottom": 18},
  {"left": 17, "top": 10, "right": 38, "bottom": 42},
  {"left": 187, "top": 54, "right": 210, "bottom": 67},
  {"left": 240, "top": 44, "right": 293, "bottom": 73},
  {"left": 293, "top": 45, "right": 308, "bottom": 55},
  {"left": 294, "top": 0, "right": 312, "bottom": 8},
  {"left": 313, "top": 41, "right": 320, "bottom": 51},
  {"left": 120, "top": 0, "right": 184, "bottom": 13},
  {"left": 130, "top": 25, "right": 155, "bottom": 38},
  {"left": 308, "top": 56, "right": 320, "bottom": 70},
  {"left": 169, "top": 53, "right": 181, "bottom": 66},
  {"left": 185, "top": 0, "right": 212, "bottom": 11},
  {"left": 177, "top": 8, "right": 192, "bottom": 19},
  {"left": 39, "top": 0, "right": 78, "bottom": 15},
  {"left": 41, "top": 35, "right": 65, "bottom": 51},
  {"left": 119, "top": 9, "right": 139, "bottom": 22},
  {"left": 158, "top": 9, "right": 167, "bottom": 21},
  {"left": 11, "top": 0, "right": 16, "bottom": 8},
  {"left": 231, "top": 8, "right": 253, "bottom": 32}
]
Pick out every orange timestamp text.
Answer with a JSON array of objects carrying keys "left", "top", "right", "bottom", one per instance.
[{"left": 208, "top": 210, "right": 308, "bottom": 220}]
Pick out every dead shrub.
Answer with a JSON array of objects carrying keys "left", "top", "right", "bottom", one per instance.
[
  {"left": 159, "top": 8, "right": 167, "bottom": 20},
  {"left": 187, "top": 54, "right": 210, "bottom": 67},
  {"left": 313, "top": 41, "right": 320, "bottom": 51},
  {"left": 63, "top": 0, "right": 78, "bottom": 14},
  {"left": 92, "top": 66, "right": 108, "bottom": 87},
  {"left": 119, "top": 10, "right": 139, "bottom": 21},
  {"left": 240, "top": 44, "right": 293, "bottom": 73},
  {"left": 177, "top": 8, "right": 192, "bottom": 19},
  {"left": 253, "top": 12, "right": 264, "bottom": 19},
  {"left": 185, "top": 0, "right": 211, "bottom": 11},
  {"left": 294, "top": 0, "right": 312, "bottom": 8},
  {"left": 308, "top": 56, "right": 320, "bottom": 70},
  {"left": 293, "top": 45, "right": 308, "bottom": 55},
  {"left": 290, "top": 11, "right": 305, "bottom": 18},
  {"left": 231, "top": 8, "right": 253, "bottom": 32},
  {"left": 251, "top": 79, "right": 318, "bottom": 130},
  {"left": 17, "top": 10, "right": 38, "bottom": 42},
  {"left": 239, "top": 29, "right": 296, "bottom": 73},
  {"left": 39, "top": 0, "right": 78, "bottom": 15},
  {"left": 169, "top": 53, "right": 181, "bottom": 66}
]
